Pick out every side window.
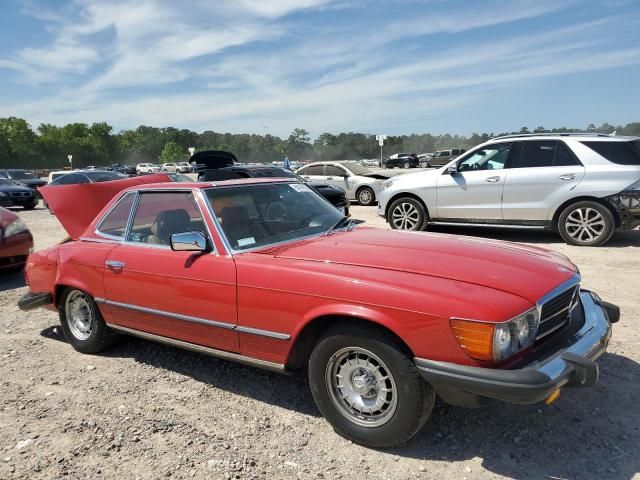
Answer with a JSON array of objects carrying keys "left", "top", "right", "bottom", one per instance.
[
  {"left": 554, "top": 142, "right": 582, "bottom": 167},
  {"left": 127, "top": 192, "right": 205, "bottom": 246},
  {"left": 96, "top": 192, "right": 136, "bottom": 239},
  {"left": 510, "top": 141, "right": 556, "bottom": 168},
  {"left": 325, "top": 165, "right": 346, "bottom": 177},
  {"left": 304, "top": 165, "right": 325, "bottom": 175},
  {"left": 458, "top": 144, "right": 511, "bottom": 172}
]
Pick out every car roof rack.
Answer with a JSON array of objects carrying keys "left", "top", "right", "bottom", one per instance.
[{"left": 492, "top": 132, "right": 613, "bottom": 140}]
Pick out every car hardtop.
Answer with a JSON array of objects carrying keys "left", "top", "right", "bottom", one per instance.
[{"left": 122, "top": 176, "right": 302, "bottom": 193}]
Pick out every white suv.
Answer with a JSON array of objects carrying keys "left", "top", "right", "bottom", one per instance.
[{"left": 378, "top": 134, "right": 640, "bottom": 246}]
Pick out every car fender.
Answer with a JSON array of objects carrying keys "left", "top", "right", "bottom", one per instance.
[{"left": 291, "top": 302, "right": 413, "bottom": 348}]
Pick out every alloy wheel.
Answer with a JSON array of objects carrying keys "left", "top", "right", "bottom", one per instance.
[
  {"left": 325, "top": 347, "right": 398, "bottom": 428},
  {"left": 358, "top": 188, "right": 373, "bottom": 205},
  {"left": 391, "top": 202, "right": 420, "bottom": 229},
  {"left": 65, "top": 291, "right": 95, "bottom": 341},
  {"left": 565, "top": 207, "right": 606, "bottom": 243}
]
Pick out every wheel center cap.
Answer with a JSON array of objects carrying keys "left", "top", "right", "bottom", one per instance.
[{"left": 352, "top": 370, "right": 376, "bottom": 396}]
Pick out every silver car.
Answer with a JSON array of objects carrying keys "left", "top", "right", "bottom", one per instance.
[
  {"left": 297, "top": 161, "right": 386, "bottom": 206},
  {"left": 378, "top": 133, "right": 640, "bottom": 246}
]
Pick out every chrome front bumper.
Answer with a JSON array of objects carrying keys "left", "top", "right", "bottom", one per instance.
[{"left": 415, "top": 291, "right": 614, "bottom": 407}]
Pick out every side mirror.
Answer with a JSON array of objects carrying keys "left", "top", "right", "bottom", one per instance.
[
  {"left": 170, "top": 231, "right": 209, "bottom": 252},
  {"left": 446, "top": 163, "right": 459, "bottom": 175}
]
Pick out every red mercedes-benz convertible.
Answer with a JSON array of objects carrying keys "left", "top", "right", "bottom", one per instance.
[{"left": 19, "top": 175, "right": 618, "bottom": 447}]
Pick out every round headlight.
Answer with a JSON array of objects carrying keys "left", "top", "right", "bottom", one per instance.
[{"left": 494, "top": 324, "right": 513, "bottom": 360}]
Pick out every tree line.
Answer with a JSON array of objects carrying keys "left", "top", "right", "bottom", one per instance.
[{"left": 1, "top": 116, "right": 638, "bottom": 169}]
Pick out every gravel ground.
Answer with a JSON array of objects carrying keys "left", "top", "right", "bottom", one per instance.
[{"left": 1, "top": 202, "right": 639, "bottom": 480}]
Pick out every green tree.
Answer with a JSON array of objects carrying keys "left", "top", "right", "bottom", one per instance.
[{"left": 159, "top": 141, "right": 185, "bottom": 163}]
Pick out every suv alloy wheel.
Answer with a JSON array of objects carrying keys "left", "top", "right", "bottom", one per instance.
[{"left": 557, "top": 201, "right": 615, "bottom": 246}]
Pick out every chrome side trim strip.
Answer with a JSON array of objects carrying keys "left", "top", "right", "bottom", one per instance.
[
  {"left": 235, "top": 325, "right": 291, "bottom": 340},
  {"left": 106, "top": 324, "right": 287, "bottom": 374},
  {"left": 429, "top": 221, "right": 546, "bottom": 230},
  {"left": 99, "top": 298, "right": 291, "bottom": 340},
  {"left": 79, "top": 237, "right": 121, "bottom": 244},
  {"left": 102, "top": 299, "right": 234, "bottom": 330}
]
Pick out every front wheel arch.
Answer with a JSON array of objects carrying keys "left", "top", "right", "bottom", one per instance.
[
  {"left": 384, "top": 192, "right": 430, "bottom": 220},
  {"left": 355, "top": 185, "right": 376, "bottom": 206},
  {"left": 286, "top": 315, "right": 414, "bottom": 371}
]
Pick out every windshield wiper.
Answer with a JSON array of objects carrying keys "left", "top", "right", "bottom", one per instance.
[{"left": 324, "top": 216, "right": 354, "bottom": 236}]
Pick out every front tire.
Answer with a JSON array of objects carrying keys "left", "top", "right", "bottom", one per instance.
[
  {"left": 357, "top": 187, "right": 376, "bottom": 206},
  {"left": 309, "top": 325, "right": 435, "bottom": 448},
  {"left": 387, "top": 197, "right": 428, "bottom": 230},
  {"left": 59, "top": 288, "right": 116, "bottom": 354},
  {"left": 403, "top": 161, "right": 411, "bottom": 169},
  {"left": 557, "top": 201, "right": 615, "bottom": 246}
]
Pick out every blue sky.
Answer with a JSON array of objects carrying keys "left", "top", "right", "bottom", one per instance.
[{"left": 0, "top": 0, "right": 639, "bottom": 138}]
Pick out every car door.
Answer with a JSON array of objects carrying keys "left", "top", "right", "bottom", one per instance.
[
  {"left": 501, "top": 141, "right": 586, "bottom": 221},
  {"left": 102, "top": 190, "right": 239, "bottom": 352},
  {"left": 435, "top": 143, "right": 512, "bottom": 220},
  {"left": 324, "top": 164, "right": 354, "bottom": 195}
]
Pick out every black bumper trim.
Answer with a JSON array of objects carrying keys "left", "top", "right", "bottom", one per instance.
[
  {"left": 415, "top": 291, "right": 613, "bottom": 407},
  {"left": 18, "top": 292, "right": 53, "bottom": 311}
]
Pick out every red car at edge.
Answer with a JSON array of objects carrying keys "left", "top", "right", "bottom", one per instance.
[
  {"left": 19, "top": 175, "right": 618, "bottom": 447},
  {"left": 1, "top": 206, "right": 33, "bottom": 272}
]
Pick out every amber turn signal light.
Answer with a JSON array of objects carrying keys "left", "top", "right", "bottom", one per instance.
[{"left": 450, "top": 319, "right": 496, "bottom": 361}]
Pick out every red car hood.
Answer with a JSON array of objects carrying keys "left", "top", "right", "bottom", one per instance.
[
  {"left": 266, "top": 228, "right": 577, "bottom": 304},
  {"left": 39, "top": 174, "right": 169, "bottom": 240}
]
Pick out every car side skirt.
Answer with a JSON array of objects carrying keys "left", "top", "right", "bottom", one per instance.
[
  {"left": 107, "top": 323, "right": 288, "bottom": 374},
  {"left": 430, "top": 218, "right": 550, "bottom": 229}
]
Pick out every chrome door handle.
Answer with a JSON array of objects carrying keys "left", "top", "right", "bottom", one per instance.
[
  {"left": 558, "top": 173, "right": 576, "bottom": 181},
  {"left": 105, "top": 260, "right": 126, "bottom": 270},
  {"left": 484, "top": 176, "right": 501, "bottom": 183}
]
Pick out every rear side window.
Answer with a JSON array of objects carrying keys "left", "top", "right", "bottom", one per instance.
[
  {"left": 96, "top": 192, "right": 136, "bottom": 238},
  {"left": 510, "top": 141, "right": 582, "bottom": 168},
  {"left": 301, "top": 165, "right": 324, "bottom": 175},
  {"left": 581, "top": 140, "right": 640, "bottom": 165}
]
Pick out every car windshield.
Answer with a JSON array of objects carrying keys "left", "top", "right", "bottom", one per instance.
[
  {"left": 337, "top": 161, "right": 372, "bottom": 175},
  {"left": 205, "top": 182, "right": 343, "bottom": 251},
  {"left": 8, "top": 170, "right": 35, "bottom": 180},
  {"left": 0, "top": 178, "right": 16, "bottom": 186}
]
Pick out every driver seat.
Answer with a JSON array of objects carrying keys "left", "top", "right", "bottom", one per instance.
[{"left": 147, "top": 209, "right": 191, "bottom": 245}]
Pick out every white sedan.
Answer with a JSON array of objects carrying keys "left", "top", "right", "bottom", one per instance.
[
  {"left": 296, "top": 161, "right": 387, "bottom": 206},
  {"left": 136, "top": 163, "right": 161, "bottom": 174}
]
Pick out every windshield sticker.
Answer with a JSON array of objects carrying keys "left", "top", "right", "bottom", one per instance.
[
  {"left": 237, "top": 237, "right": 256, "bottom": 247},
  {"left": 289, "top": 183, "right": 311, "bottom": 193}
]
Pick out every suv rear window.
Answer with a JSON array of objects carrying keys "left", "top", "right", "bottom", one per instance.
[{"left": 581, "top": 140, "right": 640, "bottom": 165}]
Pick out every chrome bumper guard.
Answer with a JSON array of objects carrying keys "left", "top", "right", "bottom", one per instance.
[{"left": 414, "top": 291, "right": 614, "bottom": 407}]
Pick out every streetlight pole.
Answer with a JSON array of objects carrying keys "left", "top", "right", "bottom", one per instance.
[{"left": 67, "top": 154, "right": 73, "bottom": 170}]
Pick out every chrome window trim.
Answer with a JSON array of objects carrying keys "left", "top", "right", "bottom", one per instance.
[
  {"left": 123, "top": 189, "right": 217, "bottom": 254},
  {"left": 96, "top": 298, "right": 291, "bottom": 340},
  {"left": 105, "top": 324, "right": 286, "bottom": 374},
  {"left": 94, "top": 191, "right": 137, "bottom": 241},
  {"left": 201, "top": 182, "right": 346, "bottom": 255},
  {"left": 79, "top": 236, "right": 121, "bottom": 244}
]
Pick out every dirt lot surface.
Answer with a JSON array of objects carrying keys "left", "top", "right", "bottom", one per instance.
[{"left": 1, "top": 203, "right": 639, "bottom": 480}]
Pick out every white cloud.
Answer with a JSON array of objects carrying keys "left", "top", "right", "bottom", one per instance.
[{"left": 0, "top": 0, "right": 639, "bottom": 136}]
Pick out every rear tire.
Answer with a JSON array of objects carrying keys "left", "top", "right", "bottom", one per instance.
[
  {"left": 387, "top": 197, "right": 428, "bottom": 230},
  {"left": 308, "top": 325, "right": 435, "bottom": 448},
  {"left": 59, "top": 288, "right": 116, "bottom": 354},
  {"left": 357, "top": 187, "right": 376, "bottom": 206},
  {"left": 557, "top": 201, "right": 615, "bottom": 246}
]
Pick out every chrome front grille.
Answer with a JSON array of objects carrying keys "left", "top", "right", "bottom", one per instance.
[{"left": 537, "top": 283, "right": 580, "bottom": 340}]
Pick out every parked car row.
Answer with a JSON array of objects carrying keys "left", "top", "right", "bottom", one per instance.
[
  {"left": 21, "top": 173, "right": 619, "bottom": 448},
  {"left": 378, "top": 133, "right": 640, "bottom": 246}
]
